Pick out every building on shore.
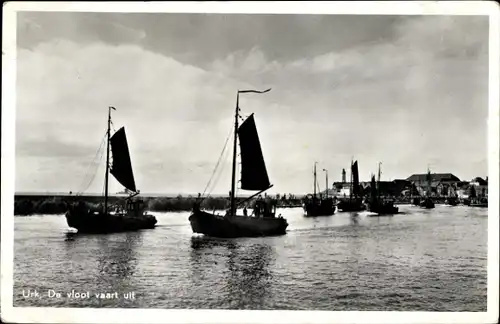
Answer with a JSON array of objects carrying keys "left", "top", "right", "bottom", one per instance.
[
  {"left": 406, "top": 173, "right": 460, "bottom": 197},
  {"left": 324, "top": 172, "right": 487, "bottom": 199},
  {"left": 330, "top": 180, "right": 414, "bottom": 198}
]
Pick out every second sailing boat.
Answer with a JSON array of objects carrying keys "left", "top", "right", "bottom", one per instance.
[
  {"left": 303, "top": 162, "right": 336, "bottom": 217},
  {"left": 337, "top": 160, "right": 365, "bottom": 212},
  {"left": 188, "top": 89, "right": 288, "bottom": 238},
  {"left": 366, "top": 162, "right": 398, "bottom": 216},
  {"left": 419, "top": 168, "right": 435, "bottom": 209}
]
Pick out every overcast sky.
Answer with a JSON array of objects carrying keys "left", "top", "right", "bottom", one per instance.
[{"left": 15, "top": 11, "right": 489, "bottom": 195}]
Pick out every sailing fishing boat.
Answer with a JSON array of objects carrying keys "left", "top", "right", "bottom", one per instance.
[
  {"left": 188, "top": 89, "right": 288, "bottom": 238},
  {"left": 337, "top": 160, "right": 365, "bottom": 212},
  {"left": 303, "top": 162, "right": 336, "bottom": 217},
  {"left": 469, "top": 185, "right": 488, "bottom": 208},
  {"left": 65, "top": 107, "right": 157, "bottom": 234},
  {"left": 366, "top": 162, "right": 398, "bottom": 216},
  {"left": 419, "top": 168, "right": 435, "bottom": 209},
  {"left": 444, "top": 184, "right": 458, "bottom": 206},
  {"left": 410, "top": 182, "right": 421, "bottom": 206}
]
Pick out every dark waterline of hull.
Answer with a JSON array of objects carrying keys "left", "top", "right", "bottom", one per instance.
[
  {"left": 303, "top": 200, "right": 336, "bottom": 217},
  {"left": 66, "top": 211, "right": 157, "bottom": 234},
  {"left": 189, "top": 210, "right": 288, "bottom": 238}
]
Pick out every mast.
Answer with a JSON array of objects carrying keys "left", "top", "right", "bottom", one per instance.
[
  {"left": 377, "top": 162, "right": 382, "bottom": 199},
  {"left": 104, "top": 106, "right": 114, "bottom": 215},
  {"left": 350, "top": 159, "right": 353, "bottom": 200},
  {"left": 427, "top": 166, "right": 431, "bottom": 197},
  {"left": 324, "top": 169, "right": 328, "bottom": 199},
  {"left": 313, "top": 162, "right": 317, "bottom": 198},
  {"left": 230, "top": 92, "right": 239, "bottom": 217}
]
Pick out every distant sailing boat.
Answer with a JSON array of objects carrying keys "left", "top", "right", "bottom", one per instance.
[
  {"left": 65, "top": 107, "right": 157, "bottom": 234},
  {"left": 303, "top": 162, "right": 336, "bottom": 217},
  {"left": 445, "top": 184, "right": 458, "bottom": 206},
  {"left": 469, "top": 185, "right": 488, "bottom": 208},
  {"left": 410, "top": 181, "right": 421, "bottom": 206},
  {"left": 188, "top": 89, "right": 288, "bottom": 238},
  {"left": 337, "top": 160, "right": 365, "bottom": 212},
  {"left": 419, "top": 168, "right": 435, "bottom": 209},
  {"left": 366, "top": 162, "right": 398, "bottom": 216}
]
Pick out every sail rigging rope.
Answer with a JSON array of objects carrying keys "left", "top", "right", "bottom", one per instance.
[
  {"left": 199, "top": 125, "right": 234, "bottom": 203},
  {"left": 206, "top": 143, "right": 231, "bottom": 199},
  {"left": 76, "top": 131, "right": 107, "bottom": 194}
]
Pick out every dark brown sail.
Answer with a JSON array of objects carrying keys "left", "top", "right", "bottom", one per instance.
[
  {"left": 237, "top": 114, "right": 271, "bottom": 191},
  {"left": 352, "top": 160, "right": 361, "bottom": 196},
  {"left": 109, "top": 127, "right": 137, "bottom": 192}
]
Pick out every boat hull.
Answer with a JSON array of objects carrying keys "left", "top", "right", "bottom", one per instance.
[
  {"left": 419, "top": 198, "right": 435, "bottom": 209},
  {"left": 367, "top": 202, "right": 399, "bottom": 216},
  {"left": 189, "top": 210, "right": 288, "bottom": 238},
  {"left": 303, "top": 199, "right": 336, "bottom": 217},
  {"left": 470, "top": 203, "right": 488, "bottom": 208},
  {"left": 470, "top": 198, "right": 488, "bottom": 208},
  {"left": 66, "top": 204, "right": 157, "bottom": 234},
  {"left": 337, "top": 199, "right": 365, "bottom": 212}
]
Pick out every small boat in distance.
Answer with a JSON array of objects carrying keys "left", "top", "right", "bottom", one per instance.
[
  {"left": 65, "top": 107, "right": 157, "bottom": 234},
  {"left": 337, "top": 160, "right": 365, "bottom": 212},
  {"left": 410, "top": 184, "right": 421, "bottom": 206},
  {"left": 419, "top": 168, "right": 435, "bottom": 209},
  {"left": 445, "top": 185, "right": 459, "bottom": 206},
  {"left": 303, "top": 162, "right": 336, "bottom": 217},
  {"left": 470, "top": 198, "right": 488, "bottom": 208},
  {"left": 188, "top": 89, "right": 288, "bottom": 238},
  {"left": 366, "top": 162, "right": 398, "bottom": 216},
  {"left": 468, "top": 186, "right": 488, "bottom": 208}
]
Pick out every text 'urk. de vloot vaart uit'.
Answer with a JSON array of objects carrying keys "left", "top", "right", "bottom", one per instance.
[{"left": 22, "top": 289, "right": 136, "bottom": 300}]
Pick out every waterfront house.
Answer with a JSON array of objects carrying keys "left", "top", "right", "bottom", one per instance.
[
  {"left": 407, "top": 173, "right": 461, "bottom": 197},
  {"left": 331, "top": 182, "right": 352, "bottom": 197},
  {"left": 407, "top": 173, "right": 460, "bottom": 186}
]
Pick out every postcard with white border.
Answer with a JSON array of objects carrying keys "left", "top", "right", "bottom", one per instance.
[{"left": 1, "top": 1, "right": 499, "bottom": 324}]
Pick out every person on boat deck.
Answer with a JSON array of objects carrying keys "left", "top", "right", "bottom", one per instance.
[{"left": 254, "top": 203, "right": 261, "bottom": 218}]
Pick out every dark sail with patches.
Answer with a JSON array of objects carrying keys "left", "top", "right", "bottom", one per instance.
[
  {"left": 352, "top": 160, "right": 361, "bottom": 196},
  {"left": 110, "top": 127, "right": 137, "bottom": 192},
  {"left": 237, "top": 114, "right": 271, "bottom": 190}
]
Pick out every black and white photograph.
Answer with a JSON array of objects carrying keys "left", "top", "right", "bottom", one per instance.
[{"left": 1, "top": 1, "right": 499, "bottom": 324}]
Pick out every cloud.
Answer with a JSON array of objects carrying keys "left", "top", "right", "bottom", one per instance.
[{"left": 15, "top": 15, "right": 489, "bottom": 194}]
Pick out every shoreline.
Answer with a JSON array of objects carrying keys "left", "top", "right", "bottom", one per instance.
[{"left": 13, "top": 194, "right": 464, "bottom": 216}]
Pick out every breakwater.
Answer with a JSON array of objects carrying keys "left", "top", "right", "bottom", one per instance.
[
  {"left": 13, "top": 193, "right": 468, "bottom": 216},
  {"left": 13, "top": 194, "right": 305, "bottom": 216}
]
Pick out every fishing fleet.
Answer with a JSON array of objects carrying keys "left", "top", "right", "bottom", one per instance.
[{"left": 62, "top": 88, "right": 489, "bottom": 237}]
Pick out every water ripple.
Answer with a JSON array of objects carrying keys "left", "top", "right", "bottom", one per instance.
[{"left": 13, "top": 205, "right": 487, "bottom": 311}]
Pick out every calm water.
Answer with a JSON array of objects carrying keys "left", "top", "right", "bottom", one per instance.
[{"left": 13, "top": 205, "right": 487, "bottom": 311}]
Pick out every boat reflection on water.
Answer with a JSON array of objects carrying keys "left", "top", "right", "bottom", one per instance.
[
  {"left": 64, "top": 231, "right": 143, "bottom": 289},
  {"left": 189, "top": 236, "right": 274, "bottom": 309}
]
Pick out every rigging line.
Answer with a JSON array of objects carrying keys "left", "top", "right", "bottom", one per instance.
[
  {"left": 76, "top": 131, "right": 107, "bottom": 193},
  {"left": 78, "top": 133, "right": 106, "bottom": 191},
  {"left": 206, "top": 136, "right": 233, "bottom": 202},
  {"left": 206, "top": 139, "right": 231, "bottom": 199},
  {"left": 200, "top": 125, "right": 234, "bottom": 199},
  {"left": 79, "top": 140, "right": 106, "bottom": 194}
]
